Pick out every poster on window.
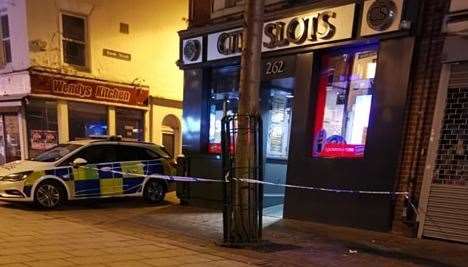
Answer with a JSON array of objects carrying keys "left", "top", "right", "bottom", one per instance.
[
  {"left": 266, "top": 95, "right": 291, "bottom": 159},
  {"left": 31, "top": 130, "right": 58, "bottom": 150}
]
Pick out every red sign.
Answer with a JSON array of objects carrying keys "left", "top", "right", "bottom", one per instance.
[
  {"left": 30, "top": 73, "right": 149, "bottom": 107},
  {"left": 319, "top": 143, "right": 365, "bottom": 158}
]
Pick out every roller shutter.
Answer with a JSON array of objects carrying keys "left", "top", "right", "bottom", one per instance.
[{"left": 422, "top": 63, "right": 468, "bottom": 243}]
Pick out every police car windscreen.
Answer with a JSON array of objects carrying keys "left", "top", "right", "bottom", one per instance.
[{"left": 31, "top": 144, "right": 82, "bottom": 162}]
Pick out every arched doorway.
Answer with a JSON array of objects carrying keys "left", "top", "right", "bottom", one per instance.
[{"left": 162, "top": 114, "right": 181, "bottom": 158}]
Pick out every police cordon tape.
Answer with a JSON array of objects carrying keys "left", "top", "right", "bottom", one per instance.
[
  {"left": 80, "top": 164, "right": 410, "bottom": 196},
  {"left": 79, "top": 164, "right": 437, "bottom": 230}
]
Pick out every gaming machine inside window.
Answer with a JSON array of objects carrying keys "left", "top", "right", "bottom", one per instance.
[{"left": 313, "top": 47, "right": 377, "bottom": 158}]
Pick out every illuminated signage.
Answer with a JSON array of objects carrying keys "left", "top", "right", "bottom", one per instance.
[
  {"left": 206, "top": 3, "right": 355, "bottom": 61},
  {"left": 30, "top": 73, "right": 149, "bottom": 107}
]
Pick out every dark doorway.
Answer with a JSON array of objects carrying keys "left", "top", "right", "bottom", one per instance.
[
  {"left": 0, "top": 113, "right": 21, "bottom": 163},
  {"left": 163, "top": 133, "right": 176, "bottom": 159},
  {"left": 261, "top": 77, "right": 295, "bottom": 219}
]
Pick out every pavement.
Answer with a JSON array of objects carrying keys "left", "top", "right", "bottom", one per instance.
[{"left": 0, "top": 192, "right": 465, "bottom": 267}]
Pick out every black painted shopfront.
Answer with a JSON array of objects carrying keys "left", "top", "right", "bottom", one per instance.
[{"left": 178, "top": 0, "right": 417, "bottom": 231}]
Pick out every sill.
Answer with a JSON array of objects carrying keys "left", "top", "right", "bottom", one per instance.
[
  {"left": 63, "top": 62, "right": 91, "bottom": 73},
  {"left": 211, "top": 6, "right": 244, "bottom": 19},
  {"left": 210, "top": 0, "right": 284, "bottom": 19}
]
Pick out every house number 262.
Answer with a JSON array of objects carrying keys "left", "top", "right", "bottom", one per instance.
[{"left": 265, "top": 60, "right": 285, "bottom": 75}]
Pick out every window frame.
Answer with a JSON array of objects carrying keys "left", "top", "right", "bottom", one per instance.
[
  {"left": 61, "top": 144, "right": 118, "bottom": 165},
  {"left": 115, "top": 107, "right": 145, "bottom": 142},
  {"left": 211, "top": 0, "right": 284, "bottom": 19},
  {"left": 68, "top": 101, "right": 109, "bottom": 141},
  {"left": 0, "top": 13, "right": 11, "bottom": 64},
  {"left": 25, "top": 99, "right": 59, "bottom": 159},
  {"left": 60, "top": 12, "right": 89, "bottom": 70},
  {"left": 311, "top": 45, "right": 379, "bottom": 159},
  {"left": 207, "top": 65, "right": 241, "bottom": 154}
]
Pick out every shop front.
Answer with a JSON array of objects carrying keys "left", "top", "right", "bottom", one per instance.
[
  {"left": 417, "top": 1, "right": 468, "bottom": 243},
  {"left": 0, "top": 69, "right": 149, "bottom": 162},
  {"left": 179, "top": 0, "right": 417, "bottom": 230}
]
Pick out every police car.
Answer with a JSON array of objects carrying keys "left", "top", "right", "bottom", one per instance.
[{"left": 0, "top": 137, "right": 176, "bottom": 209}]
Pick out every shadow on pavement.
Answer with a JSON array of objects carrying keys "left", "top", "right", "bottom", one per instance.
[{"left": 0, "top": 196, "right": 173, "bottom": 211}]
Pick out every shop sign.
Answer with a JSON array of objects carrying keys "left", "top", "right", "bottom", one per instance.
[
  {"left": 366, "top": 0, "right": 397, "bottom": 31},
  {"left": 206, "top": 3, "right": 355, "bottom": 61},
  {"left": 30, "top": 73, "right": 149, "bottom": 107},
  {"left": 182, "top": 37, "right": 203, "bottom": 65},
  {"left": 360, "top": 0, "right": 404, "bottom": 37}
]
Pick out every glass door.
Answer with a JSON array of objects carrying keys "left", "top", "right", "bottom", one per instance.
[
  {"left": 0, "top": 117, "right": 5, "bottom": 164},
  {"left": 1, "top": 114, "right": 21, "bottom": 163},
  {"left": 261, "top": 77, "right": 295, "bottom": 218}
]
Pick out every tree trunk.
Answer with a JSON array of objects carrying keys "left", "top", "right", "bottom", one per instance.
[{"left": 231, "top": 0, "right": 264, "bottom": 243}]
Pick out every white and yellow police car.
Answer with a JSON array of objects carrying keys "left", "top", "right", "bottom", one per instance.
[{"left": 0, "top": 137, "right": 176, "bottom": 209}]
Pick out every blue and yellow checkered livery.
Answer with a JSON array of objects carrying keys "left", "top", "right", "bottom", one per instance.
[{"left": 22, "top": 159, "right": 172, "bottom": 199}]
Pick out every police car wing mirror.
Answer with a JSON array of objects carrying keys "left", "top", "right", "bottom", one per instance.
[{"left": 72, "top": 158, "right": 87, "bottom": 168}]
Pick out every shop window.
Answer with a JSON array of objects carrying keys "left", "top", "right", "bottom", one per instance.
[
  {"left": 26, "top": 100, "right": 58, "bottom": 158},
  {"left": 61, "top": 13, "right": 87, "bottom": 67},
  {"left": 115, "top": 108, "right": 144, "bottom": 141},
  {"left": 69, "top": 102, "right": 107, "bottom": 140},
  {"left": 313, "top": 47, "right": 378, "bottom": 158},
  {"left": 208, "top": 66, "right": 240, "bottom": 153},
  {"left": 1, "top": 14, "right": 11, "bottom": 63}
]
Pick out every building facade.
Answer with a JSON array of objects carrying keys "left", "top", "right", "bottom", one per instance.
[
  {"left": 413, "top": 0, "right": 468, "bottom": 243},
  {"left": 178, "top": 0, "right": 467, "bottom": 242},
  {"left": 0, "top": 0, "right": 187, "bottom": 163}
]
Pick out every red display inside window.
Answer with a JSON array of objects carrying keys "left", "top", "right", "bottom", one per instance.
[{"left": 313, "top": 48, "right": 377, "bottom": 159}]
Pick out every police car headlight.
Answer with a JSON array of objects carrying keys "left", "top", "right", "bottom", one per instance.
[{"left": 0, "top": 171, "right": 33, "bottom": 182}]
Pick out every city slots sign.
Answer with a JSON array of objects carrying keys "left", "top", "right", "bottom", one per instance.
[{"left": 206, "top": 3, "right": 355, "bottom": 61}]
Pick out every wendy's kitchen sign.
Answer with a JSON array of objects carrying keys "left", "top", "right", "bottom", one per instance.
[
  {"left": 30, "top": 73, "right": 149, "bottom": 107},
  {"left": 181, "top": 3, "right": 355, "bottom": 63}
]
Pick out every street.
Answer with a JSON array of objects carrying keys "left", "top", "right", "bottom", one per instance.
[{"left": 0, "top": 193, "right": 464, "bottom": 267}]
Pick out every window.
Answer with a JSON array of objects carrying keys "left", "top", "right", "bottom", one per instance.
[
  {"left": 31, "top": 144, "right": 82, "bottom": 163},
  {"left": 312, "top": 47, "right": 378, "bottom": 158},
  {"left": 211, "top": 0, "right": 283, "bottom": 18},
  {"left": 208, "top": 66, "right": 240, "bottom": 153},
  {"left": 61, "top": 14, "right": 87, "bottom": 67},
  {"left": 70, "top": 145, "right": 117, "bottom": 164},
  {"left": 116, "top": 146, "right": 159, "bottom": 162},
  {"left": 1, "top": 14, "right": 11, "bottom": 63},
  {"left": 212, "top": 0, "right": 243, "bottom": 12},
  {"left": 225, "top": 0, "right": 243, "bottom": 8},
  {"left": 69, "top": 102, "right": 108, "bottom": 141},
  {"left": 116, "top": 108, "right": 144, "bottom": 141},
  {"left": 26, "top": 100, "right": 58, "bottom": 158}
]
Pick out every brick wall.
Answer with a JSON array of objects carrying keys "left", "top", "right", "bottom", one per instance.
[{"left": 391, "top": 0, "right": 450, "bottom": 236}]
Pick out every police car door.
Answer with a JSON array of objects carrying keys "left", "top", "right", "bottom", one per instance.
[
  {"left": 115, "top": 145, "right": 149, "bottom": 195},
  {"left": 70, "top": 145, "right": 118, "bottom": 198}
]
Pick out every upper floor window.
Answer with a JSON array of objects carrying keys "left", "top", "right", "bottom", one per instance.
[
  {"left": 61, "top": 13, "right": 87, "bottom": 68},
  {"left": 211, "top": 0, "right": 283, "bottom": 18},
  {"left": 212, "top": 0, "right": 243, "bottom": 12},
  {"left": 1, "top": 14, "right": 11, "bottom": 64}
]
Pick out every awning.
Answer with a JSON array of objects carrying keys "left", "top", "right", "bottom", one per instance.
[{"left": 0, "top": 94, "right": 27, "bottom": 112}]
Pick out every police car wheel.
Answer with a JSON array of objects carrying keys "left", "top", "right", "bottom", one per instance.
[
  {"left": 143, "top": 180, "right": 165, "bottom": 203},
  {"left": 34, "top": 181, "right": 65, "bottom": 209}
]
